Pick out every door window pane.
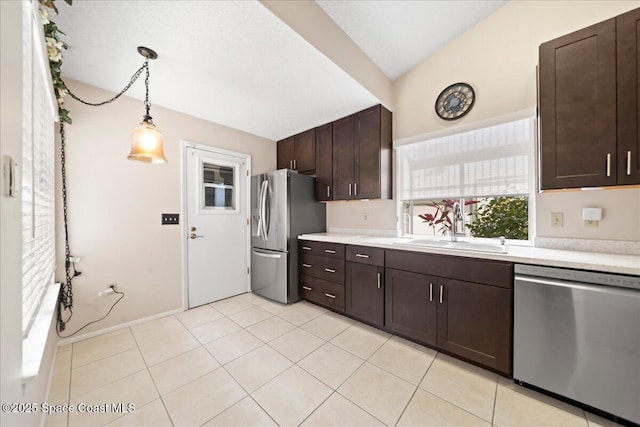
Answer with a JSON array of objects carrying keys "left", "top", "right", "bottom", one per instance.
[{"left": 202, "top": 163, "right": 235, "bottom": 210}]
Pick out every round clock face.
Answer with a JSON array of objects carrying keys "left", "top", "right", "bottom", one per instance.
[{"left": 435, "top": 83, "right": 475, "bottom": 121}]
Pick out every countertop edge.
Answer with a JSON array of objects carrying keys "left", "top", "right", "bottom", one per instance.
[{"left": 298, "top": 234, "right": 640, "bottom": 276}]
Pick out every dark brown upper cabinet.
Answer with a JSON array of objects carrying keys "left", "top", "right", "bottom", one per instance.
[
  {"left": 332, "top": 105, "right": 392, "bottom": 200},
  {"left": 617, "top": 8, "right": 640, "bottom": 185},
  {"left": 539, "top": 8, "right": 640, "bottom": 189},
  {"left": 315, "top": 123, "right": 333, "bottom": 201},
  {"left": 276, "top": 129, "right": 316, "bottom": 174}
]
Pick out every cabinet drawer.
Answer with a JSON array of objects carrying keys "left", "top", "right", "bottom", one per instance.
[
  {"left": 386, "top": 250, "right": 512, "bottom": 289},
  {"left": 300, "top": 275, "right": 345, "bottom": 313},
  {"left": 299, "top": 254, "right": 345, "bottom": 284},
  {"left": 346, "top": 245, "right": 384, "bottom": 266},
  {"left": 298, "top": 241, "right": 345, "bottom": 259}
]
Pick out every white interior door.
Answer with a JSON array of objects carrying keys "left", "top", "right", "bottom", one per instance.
[{"left": 185, "top": 145, "right": 250, "bottom": 308}]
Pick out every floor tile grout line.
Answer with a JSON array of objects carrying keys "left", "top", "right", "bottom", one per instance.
[
  {"left": 296, "top": 389, "right": 340, "bottom": 427},
  {"left": 393, "top": 384, "right": 420, "bottom": 427},
  {"left": 334, "top": 388, "right": 394, "bottom": 427},
  {"left": 421, "top": 388, "right": 496, "bottom": 424},
  {"left": 491, "top": 375, "right": 499, "bottom": 425}
]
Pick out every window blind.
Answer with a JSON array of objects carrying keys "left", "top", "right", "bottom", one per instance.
[
  {"left": 22, "top": 7, "right": 56, "bottom": 337},
  {"left": 396, "top": 117, "right": 535, "bottom": 201}
]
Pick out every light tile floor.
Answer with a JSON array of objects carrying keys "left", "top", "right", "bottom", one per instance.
[{"left": 46, "top": 293, "right": 622, "bottom": 427}]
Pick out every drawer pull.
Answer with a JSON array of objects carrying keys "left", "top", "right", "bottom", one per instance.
[
  {"left": 324, "top": 293, "right": 336, "bottom": 299},
  {"left": 301, "top": 246, "right": 312, "bottom": 251},
  {"left": 324, "top": 249, "right": 336, "bottom": 254},
  {"left": 324, "top": 268, "right": 336, "bottom": 273},
  {"left": 302, "top": 263, "right": 312, "bottom": 268},
  {"left": 606, "top": 153, "right": 611, "bottom": 177},
  {"left": 355, "top": 253, "right": 370, "bottom": 258},
  {"left": 302, "top": 286, "right": 312, "bottom": 291},
  {"left": 429, "top": 283, "right": 433, "bottom": 302},
  {"left": 377, "top": 272, "right": 381, "bottom": 289},
  {"left": 627, "top": 151, "right": 632, "bottom": 176}
]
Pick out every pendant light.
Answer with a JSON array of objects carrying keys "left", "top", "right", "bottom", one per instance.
[{"left": 127, "top": 46, "right": 167, "bottom": 164}]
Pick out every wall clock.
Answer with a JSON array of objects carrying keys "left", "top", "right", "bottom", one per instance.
[{"left": 435, "top": 82, "right": 475, "bottom": 121}]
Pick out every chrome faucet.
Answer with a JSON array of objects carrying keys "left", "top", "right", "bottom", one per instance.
[{"left": 451, "top": 201, "right": 465, "bottom": 242}]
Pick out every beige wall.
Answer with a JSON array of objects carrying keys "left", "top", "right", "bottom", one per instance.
[
  {"left": 328, "top": 1, "right": 640, "bottom": 242},
  {"left": 57, "top": 80, "right": 275, "bottom": 336},
  {"left": 1, "top": 2, "right": 59, "bottom": 425}
]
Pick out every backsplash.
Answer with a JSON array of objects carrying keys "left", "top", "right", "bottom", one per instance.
[{"left": 535, "top": 237, "right": 640, "bottom": 256}]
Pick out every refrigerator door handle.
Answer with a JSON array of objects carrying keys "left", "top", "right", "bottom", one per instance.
[
  {"left": 259, "top": 180, "right": 268, "bottom": 240},
  {"left": 263, "top": 180, "right": 271, "bottom": 240},
  {"left": 252, "top": 249, "right": 283, "bottom": 259}
]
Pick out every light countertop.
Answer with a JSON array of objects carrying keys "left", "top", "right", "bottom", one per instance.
[{"left": 298, "top": 233, "right": 640, "bottom": 276}]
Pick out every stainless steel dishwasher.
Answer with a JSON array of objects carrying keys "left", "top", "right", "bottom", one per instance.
[{"left": 514, "top": 264, "right": 640, "bottom": 425}]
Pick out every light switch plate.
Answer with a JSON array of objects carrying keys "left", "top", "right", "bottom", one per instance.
[
  {"left": 162, "top": 213, "right": 179, "bottom": 225},
  {"left": 3, "top": 155, "right": 18, "bottom": 197}
]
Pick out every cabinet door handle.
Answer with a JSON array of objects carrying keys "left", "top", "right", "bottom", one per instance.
[
  {"left": 324, "top": 268, "right": 336, "bottom": 273},
  {"left": 606, "top": 153, "right": 611, "bottom": 177},
  {"left": 429, "top": 283, "right": 433, "bottom": 302},
  {"left": 355, "top": 253, "right": 370, "bottom": 258},
  {"left": 627, "top": 151, "right": 632, "bottom": 176},
  {"left": 302, "top": 286, "right": 312, "bottom": 291},
  {"left": 354, "top": 182, "right": 358, "bottom": 195},
  {"left": 377, "top": 272, "right": 381, "bottom": 289},
  {"left": 293, "top": 159, "right": 296, "bottom": 170},
  {"left": 302, "top": 263, "right": 312, "bottom": 268},
  {"left": 324, "top": 293, "right": 336, "bottom": 299},
  {"left": 301, "top": 246, "right": 312, "bottom": 251},
  {"left": 439, "top": 284, "right": 443, "bottom": 304},
  {"left": 349, "top": 183, "right": 352, "bottom": 196},
  {"left": 290, "top": 160, "right": 293, "bottom": 170},
  {"left": 327, "top": 185, "right": 331, "bottom": 198},
  {"left": 324, "top": 249, "right": 336, "bottom": 254}
]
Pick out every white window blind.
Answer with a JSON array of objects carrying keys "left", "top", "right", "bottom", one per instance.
[
  {"left": 396, "top": 117, "right": 535, "bottom": 201},
  {"left": 22, "top": 6, "right": 57, "bottom": 337}
]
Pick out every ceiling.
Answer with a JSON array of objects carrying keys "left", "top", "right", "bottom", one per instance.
[
  {"left": 54, "top": 1, "right": 505, "bottom": 141},
  {"left": 317, "top": 1, "right": 507, "bottom": 80}
]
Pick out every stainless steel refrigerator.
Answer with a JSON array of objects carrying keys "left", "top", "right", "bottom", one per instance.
[{"left": 251, "top": 170, "right": 326, "bottom": 304}]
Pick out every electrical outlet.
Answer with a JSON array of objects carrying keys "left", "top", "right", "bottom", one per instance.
[
  {"left": 364, "top": 213, "right": 369, "bottom": 221},
  {"left": 551, "top": 212, "right": 563, "bottom": 227},
  {"left": 584, "top": 220, "right": 599, "bottom": 227}
]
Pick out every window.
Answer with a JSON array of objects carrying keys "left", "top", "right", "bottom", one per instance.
[
  {"left": 199, "top": 159, "right": 238, "bottom": 213},
  {"left": 21, "top": 5, "right": 57, "bottom": 337},
  {"left": 396, "top": 115, "right": 535, "bottom": 240}
]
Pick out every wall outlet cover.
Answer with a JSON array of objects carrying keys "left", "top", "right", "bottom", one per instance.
[{"left": 551, "top": 212, "right": 563, "bottom": 227}]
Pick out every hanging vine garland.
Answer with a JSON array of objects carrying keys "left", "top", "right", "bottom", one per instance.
[{"left": 39, "top": 0, "right": 72, "bottom": 123}]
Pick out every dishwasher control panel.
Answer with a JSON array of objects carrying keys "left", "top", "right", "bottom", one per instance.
[{"left": 514, "top": 264, "right": 640, "bottom": 290}]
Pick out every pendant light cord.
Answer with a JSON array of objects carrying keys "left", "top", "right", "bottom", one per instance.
[
  {"left": 64, "top": 59, "right": 148, "bottom": 107},
  {"left": 56, "top": 57, "right": 151, "bottom": 336}
]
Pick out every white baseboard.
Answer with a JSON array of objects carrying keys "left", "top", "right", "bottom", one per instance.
[{"left": 57, "top": 308, "right": 184, "bottom": 346}]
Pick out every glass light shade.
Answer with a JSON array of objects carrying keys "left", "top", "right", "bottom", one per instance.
[{"left": 127, "top": 121, "right": 167, "bottom": 164}]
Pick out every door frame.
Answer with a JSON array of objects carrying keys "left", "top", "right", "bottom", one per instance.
[{"left": 181, "top": 140, "right": 252, "bottom": 310}]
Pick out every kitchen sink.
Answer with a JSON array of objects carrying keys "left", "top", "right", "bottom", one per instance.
[{"left": 394, "top": 239, "right": 508, "bottom": 253}]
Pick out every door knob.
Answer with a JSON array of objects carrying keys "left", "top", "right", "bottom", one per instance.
[{"left": 190, "top": 233, "right": 203, "bottom": 239}]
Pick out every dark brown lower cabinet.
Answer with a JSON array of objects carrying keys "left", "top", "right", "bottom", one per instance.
[
  {"left": 385, "top": 269, "right": 437, "bottom": 346},
  {"left": 346, "top": 262, "right": 384, "bottom": 328},
  {"left": 437, "top": 278, "right": 512, "bottom": 374}
]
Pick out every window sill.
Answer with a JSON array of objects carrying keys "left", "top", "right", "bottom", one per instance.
[{"left": 22, "top": 283, "right": 58, "bottom": 384}]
